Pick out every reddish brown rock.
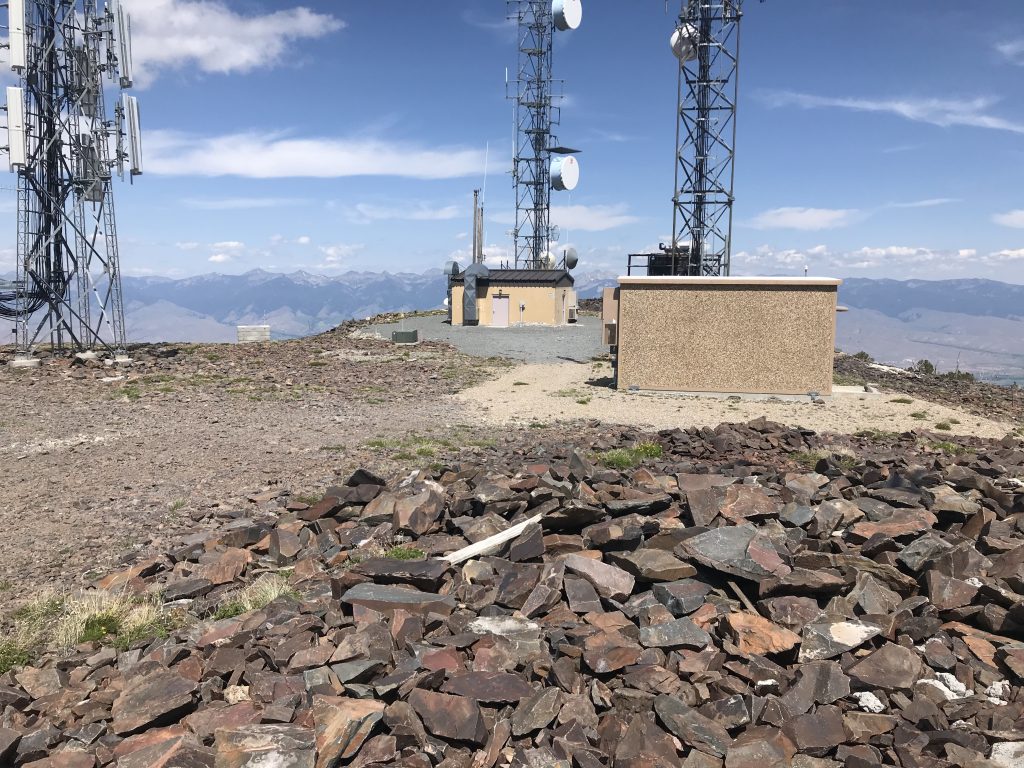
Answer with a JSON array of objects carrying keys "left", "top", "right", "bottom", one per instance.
[
  {"left": 312, "top": 696, "right": 385, "bottom": 767},
  {"left": 723, "top": 612, "right": 800, "bottom": 656},
  {"left": 111, "top": 670, "right": 199, "bottom": 736},
  {"left": 407, "top": 689, "right": 487, "bottom": 746}
]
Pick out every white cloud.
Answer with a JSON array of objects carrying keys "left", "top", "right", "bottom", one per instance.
[
  {"left": 147, "top": 131, "right": 487, "bottom": 180},
  {"left": 345, "top": 203, "right": 462, "bottom": 224},
  {"left": 296, "top": 236, "right": 312, "bottom": 245},
  {"left": 319, "top": 244, "right": 365, "bottom": 265},
  {"left": 885, "top": 198, "right": 959, "bottom": 209},
  {"left": 212, "top": 241, "right": 244, "bottom": 250},
  {"left": 990, "top": 248, "right": 1024, "bottom": 262},
  {"left": 175, "top": 241, "right": 201, "bottom": 251},
  {"left": 208, "top": 253, "right": 232, "bottom": 263},
  {"left": 550, "top": 204, "right": 640, "bottom": 232},
  {"left": 749, "top": 207, "right": 858, "bottom": 231},
  {"left": 759, "top": 90, "right": 1024, "bottom": 135},
  {"left": 996, "top": 39, "right": 1024, "bottom": 66},
  {"left": 994, "top": 210, "right": 1024, "bottom": 228},
  {"left": 183, "top": 197, "right": 308, "bottom": 211},
  {"left": 122, "top": 0, "right": 344, "bottom": 87}
]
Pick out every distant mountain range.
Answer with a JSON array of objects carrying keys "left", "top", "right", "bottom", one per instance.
[{"left": 3, "top": 271, "right": 1023, "bottom": 384}]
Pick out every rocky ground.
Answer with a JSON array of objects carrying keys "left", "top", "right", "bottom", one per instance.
[
  {"left": 0, "top": 420, "right": 1023, "bottom": 766},
  {"left": 2, "top": 324, "right": 1024, "bottom": 766}
]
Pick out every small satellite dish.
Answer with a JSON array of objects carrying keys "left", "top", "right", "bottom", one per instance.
[
  {"left": 564, "top": 248, "right": 579, "bottom": 270},
  {"left": 550, "top": 155, "right": 579, "bottom": 192},
  {"left": 553, "top": 0, "right": 582, "bottom": 31},
  {"left": 443, "top": 260, "right": 461, "bottom": 276},
  {"left": 671, "top": 24, "right": 698, "bottom": 62}
]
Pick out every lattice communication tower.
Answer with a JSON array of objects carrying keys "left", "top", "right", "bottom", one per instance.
[
  {"left": 508, "top": 0, "right": 581, "bottom": 270},
  {"left": 667, "top": 0, "right": 743, "bottom": 276},
  {"left": 2, "top": 0, "right": 142, "bottom": 354}
]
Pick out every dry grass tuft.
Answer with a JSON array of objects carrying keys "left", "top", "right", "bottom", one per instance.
[{"left": 214, "top": 573, "right": 297, "bottom": 620}]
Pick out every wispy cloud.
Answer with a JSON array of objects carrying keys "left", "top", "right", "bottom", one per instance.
[
  {"left": 344, "top": 202, "right": 463, "bottom": 224},
  {"left": 735, "top": 243, "right": 1019, "bottom": 275},
  {"left": 183, "top": 197, "right": 309, "bottom": 211},
  {"left": 758, "top": 90, "right": 1024, "bottom": 135},
  {"left": 885, "top": 198, "right": 959, "bottom": 210},
  {"left": 208, "top": 253, "right": 233, "bottom": 264},
  {"left": 550, "top": 203, "right": 641, "bottom": 232},
  {"left": 994, "top": 210, "right": 1024, "bottom": 228},
  {"left": 122, "top": 0, "right": 344, "bottom": 88},
  {"left": 996, "top": 38, "right": 1024, "bottom": 66},
  {"left": 749, "top": 207, "right": 859, "bottom": 231},
  {"left": 148, "top": 131, "right": 487, "bottom": 180}
]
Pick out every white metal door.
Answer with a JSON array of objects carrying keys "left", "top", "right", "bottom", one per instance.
[{"left": 492, "top": 296, "right": 510, "bottom": 328}]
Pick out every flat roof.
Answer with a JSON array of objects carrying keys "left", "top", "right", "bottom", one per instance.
[
  {"left": 452, "top": 269, "right": 574, "bottom": 286},
  {"left": 618, "top": 276, "right": 842, "bottom": 287}
]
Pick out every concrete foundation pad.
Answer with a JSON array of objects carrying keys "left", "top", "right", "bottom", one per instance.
[
  {"left": 111, "top": 355, "right": 133, "bottom": 366},
  {"left": 9, "top": 355, "right": 40, "bottom": 369},
  {"left": 624, "top": 388, "right": 832, "bottom": 403},
  {"left": 75, "top": 351, "right": 100, "bottom": 361}
]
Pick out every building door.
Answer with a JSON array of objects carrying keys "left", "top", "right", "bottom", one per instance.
[{"left": 491, "top": 296, "right": 510, "bottom": 328}]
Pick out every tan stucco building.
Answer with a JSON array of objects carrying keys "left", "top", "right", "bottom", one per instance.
[
  {"left": 610, "top": 276, "right": 841, "bottom": 396},
  {"left": 451, "top": 269, "right": 577, "bottom": 327}
]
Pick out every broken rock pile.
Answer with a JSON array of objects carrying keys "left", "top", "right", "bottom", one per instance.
[{"left": 3, "top": 421, "right": 1024, "bottom": 767}]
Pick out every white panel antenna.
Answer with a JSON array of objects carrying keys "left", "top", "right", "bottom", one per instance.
[
  {"left": 9, "top": 0, "right": 27, "bottom": 73},
  {"left": 114, "top": 1, "right": 134, "bottom": 89},
  {"left": 7, "top": 86, "right": 27, "bottom": 172},
  {"left": 123, "top": 94, "right": 142, "bottom": 175}
]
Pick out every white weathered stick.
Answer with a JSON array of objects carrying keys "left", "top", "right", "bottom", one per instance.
[{"left": 442, "top": 514, "right": 543, "bottom": 566}]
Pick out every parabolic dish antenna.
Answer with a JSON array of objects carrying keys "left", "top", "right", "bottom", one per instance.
[
  {"left": 564, "top": 247, "right": 579, "bottom": 270},
  {"left": 553, "top": 0, "right": 582, "bottom": 31},
  {"left": 550, "top": 155, "right": 580, "bottom": 191},
  {"left": 443, "top": 260, "right": 462, "bottom": 276},
  {"left": 671, "top": 24, "right": 698, "bottom": 62}
]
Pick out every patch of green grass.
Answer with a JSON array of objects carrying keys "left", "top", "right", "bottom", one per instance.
[
  {"left": 889, "top": 397, "right": 913, "bottom": 404},
  {"left": 598, "top": 442, "right": 663, "bottom": 470},
  {"left": 0, "top": 639, "right": 30, "bottom": 674},
  {"left": 790, "top": 449, "right": 857, "bottom": 470},
  {"left": 909, "top": 411, "right": 929, "bottom": 420},
  {"left": 393, "top": 451, "right": 416, "bottom": 461},
  {"left": 415, "top": 445, "right": 436, "bottom": 458},
  {"left": 170, "top": 499, "right": 186, "bottom": 512},
  {"left": 293, "top": 493, "right": 322, "bottom": 506},
  {"left": 202, "top": 352, "right": 224, "bottom": 362},
  {"left": 385, "top": 546, "right": 425, "bottom": 561},
  {"left": 926, "top": 441, "right": 971, "bottom": 456},
  {"left": 213, "top": 574, "right": 297, "bottom": 621},
  {"left": 934, "top": 422, "right": 952, "bottom": 431},
  {"left": 0, "top": 579, "right": 11, "bottom": 592},
  {"left": 120, "top": 385, "right": 141, "bottom": 401},
  {"left": 833, "top": 374, "right": 867, "bottom": 387},
  {"left": 513, "top": 381, "right": 529, "bottom": 386},
  {"left": 365, "top": 437, "right": 403, "bottom": 451}
]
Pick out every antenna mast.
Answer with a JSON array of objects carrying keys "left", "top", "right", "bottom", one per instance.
[
  {"left": 2, "top": 0, "right": 143, "bottom": 355},
  {"left": 508, "top": 0, "right": 581, "bottom": 270},
  {"left": 668, "top": 0, "right": 742, "bottom": 276}
]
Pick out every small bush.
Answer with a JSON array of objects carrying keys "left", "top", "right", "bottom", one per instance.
[
  {"left": 889, "top": 397, "right": 913, "bottom": 405},
  {"left": 0, "top": 639, "right": 30, "bottom": 674},
  {"left": 513, "top": 381, "right": 529, "bottom": 386},
  {"left": 934, "top": 422, "right": 952, "bottom": 431},
  {"left": 914, "top": 360, "right": 935, "bottom": 375},
  {"left": 852, "top": 351, "right": 874, "bottom": 362},
  {"left": 909, "top": 411, "right": 928, "bottom": 420}
]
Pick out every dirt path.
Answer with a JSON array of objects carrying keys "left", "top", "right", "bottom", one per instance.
[{"left": 456, "top": 360, "right": 1016, "bottom": 438}]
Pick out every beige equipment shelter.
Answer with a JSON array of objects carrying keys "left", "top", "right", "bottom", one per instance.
[
  {"left": 451, "top": 269, "right": 578, "bottom": 327},
  {"left": 608, "top": 276, "right": 842, "bottom": 396}
]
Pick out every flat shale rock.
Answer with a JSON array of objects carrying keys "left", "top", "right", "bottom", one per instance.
[
  {"left": 408, "top": 689, "right": 487, "bottom": 745},
  {"left": 798, "top": 620, "right": 883, "bottom": 662},
  {"left": 677, "top": 525, "right": 791, "bottom": 582},
  {"left": 848, "top": 642, "right": 923, "bottom": 690},
  {"left": 111, "top": 669, "right": 199, "bottom": 736},
  {"left": 441, "top": 671, "right": 534, "bottom": 703},
  {"left": 640, "top": 617, "right": 712, "bottom": 649},
  {"left": 724, "top": 611, "right": 800, "bottom": 656},
  {"left": 561, "top": 553, "right": 635, "bottom": 601},
  {"left": 607, "top": 549, "right": 697, "bottom": 582},
  {"left": 215, "top": 724, "right": 315, "bottom": 768},
  {"left": 340, "top": 582, "right": 456, "bottom": 616},
  {"left": 655, "top": 695, "right": 732, "bottom": 757}
]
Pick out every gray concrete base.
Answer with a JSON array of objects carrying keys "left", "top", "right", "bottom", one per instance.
[
  {"left": 623, "top": 387, "right": 832, "bottom": 403},
  {"left": 75, "top": 351, "right": 100, "bottom": 361},
  {"left": 9, "top": 355, "right": 40, "bottom": 369},
  {"left": 111, "top": 355, "right": 133, "bottom": 366}
]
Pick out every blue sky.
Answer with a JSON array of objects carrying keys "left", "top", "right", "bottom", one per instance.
[{"left": 3, "top": 0, "right": 1023, "bottom": 280}]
